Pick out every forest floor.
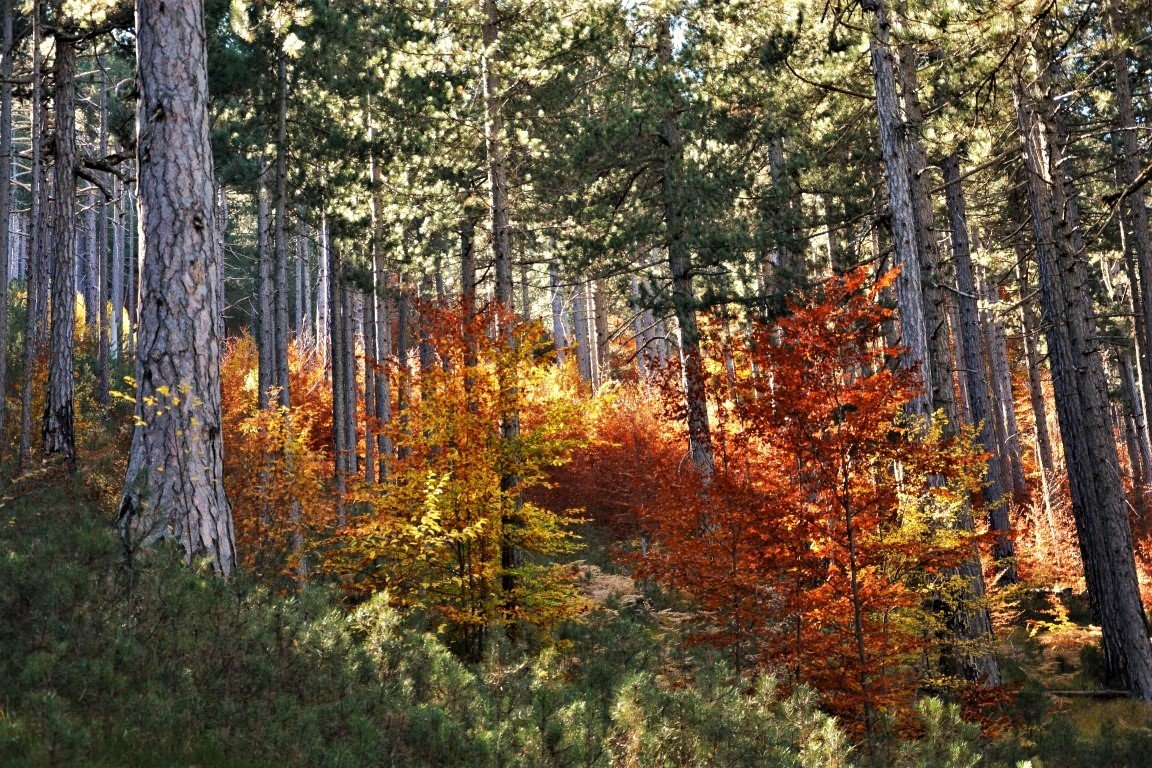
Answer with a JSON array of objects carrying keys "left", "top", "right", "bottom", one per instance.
[{"left": 4, "top": 470, "right": 1152, "bottom": 766}]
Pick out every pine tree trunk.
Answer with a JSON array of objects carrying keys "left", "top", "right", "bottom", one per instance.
[
  {"left": 480, "top": 0, "right": 524, "bottom": 603},
  {"left": 18, "top": 0, "right": 46, "bottom": 470},
  {"left": 95, "top": 55, "right": 109, "bottom": 405},
  {"left": 868, "top": 0, "right": 932, "bottom": 418},
  {"left": 256, "top": 164, "right": 273, "bottom": 409},
  {"left": 317, "top": 214, "right": 329, "bottom": 362},
  {"left": 273, "top": 51, "right": 290, "bottom": 409},
  {"left": 594, "top": 279, "right": 609, "bottom": 382},
  {"left": 1014, "top": 56, "right": 1152, "bottom": 699},
  {"left": 1107, "top": 0, "right": 1152, "bottom": 432},
  {"left": 550, "top": 262, "right": 566, "bottom": 361},
  {"left": 981, "top": 269, "right": 1028, "bottom": 502},
  {"left": 109, "top": 177, "right": 123, "bottom": 361},
  {"left": 341, "top": 282, "right": 358, "bottom": 481},
  {"left": 0, "top": 0, "right": 13, "bottom": 452},
  {"left": 943, "top": 154, "right": 1017, "bottom": 580},
  {"left": 873, "top": 3, "right": 1000, "bottom": 684},
  {"left": 1017, "top": 250, "right": 1061, "bottom": 547},
  {"left": 659, "top": 16, "right": 713, "bottom": 478},
  {"left": 362, "top": 289, "right": 376, "bottom": 484},
  {"left": 119, "top": 0, "right": 235, "bottom": 574},
  {"left": 574, "top": 280, "right": 592, "bottom": 386},
  {"left": 43, "top": 28, "right": 77, "bottom": 460},
  {"left": 329, "top": 235, "right": 348, "bottom": 515}
]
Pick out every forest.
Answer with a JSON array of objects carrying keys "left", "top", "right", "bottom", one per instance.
[{"left": 2, "top": 0, "right": 1152, "bottom": 764}]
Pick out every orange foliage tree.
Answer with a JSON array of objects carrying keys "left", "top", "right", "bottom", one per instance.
[
  {"left": 220, "top": 336, "right": 333, "bottom": 582},
  {"left": 557, "top": 270, "right": 987, "bottom": 736},
  {"left": 330, "top": 303, "right": 588, "bottom": 656}
]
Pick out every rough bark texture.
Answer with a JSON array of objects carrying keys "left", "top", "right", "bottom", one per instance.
[
  {"left": 256, "top": 163, "right": 274, "bottom": 409},
  {"left": 111, "top": 178, "right": 125, "bottom": 359},
  {"left": 659, "top": 17, "right": 714, "bottom": 479},
  {"left": 550, "top": 262, "right": 566, "bottom": 361},
  {"left": 875, "top": 8, "right": 1000, "bottom": 683},
  {"left": 273, "top": 52, "right": 291, "bottom": 408},
  {"left": 943, "top": 154, "right": 1016, "bottom": 578},
  {"left": 480, "top": 0, "right": 523, "bottom": 601},
  {"left": 119, "top": 0, "right": 235, "bottom": 575},
  {"left": 0, "top": 0, "right": 13, "bottom": 452},
  {"left": 868, "top": 1, "right": 932, "bottom": 418},
  {"left": 43, "top": 30, "right": 77, "bottom": 460},
  {"left": 18, "top": 1, "right": 46, "bottom": 470},
  {"left": 1014, "top": 57, "right": 1152, "bottom": 699},
  {"left": 95, "top": 57, "right": 110, "bottom": 405},
  {"left": 362, "top": 289, "right": 376, "bottom": 484},
  {"left": 1107, "top": 0, "right": 1152, "bottom": 432}
]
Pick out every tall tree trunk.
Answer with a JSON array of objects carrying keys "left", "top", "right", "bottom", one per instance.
[
  {"left": 316, "top": 214, "right": 329, "bottom": 362},
  {"left": 872, "top": 2, "right": 1000, "bottom": 684},
  {"left": 111, "top": 177, "right": 124, "bottom": 360},
  {"left": 943, "top": 154, "right": 1017, "bottom": 580},
  {"left": 95, "top": 54, "right": 109, "bottom": 405},
  {"left": 43, "top": 27, "right": 77, "bottom": 460},
  {"left": 1014, "top": 53, "right": 1152, "bottom": 699},
  {"left": 341, "top": 282, "right": 358, "bottom": 482},
  {"left": 480, "top": 0, "right": 523, "bottom": 605},
  {"left": 329, "top": 234, "right": 348, "bottom": 520},
  {"left": 0, "top": 0, "right": 13, "bottom": 452},
  {"left": 18, "top": 0, "right": 46, "bottom": 470},
  {"left": 299, "top": 221, "right": 312, "bottom": 342},
  {"left": 119, "top": 0, "right": 235, "bottom": 574},
  {"left": 594, "top": 278, "right": 610, "bottom": 382},
  {"left": 256, "top": 163, "right": 273, "bottom": 409},
  {"left": 362, "top": 288, "right": 376, "bottom": 484},
  {"left": 1017, "top": 249, "right": 1059, "bottom": 530},
  {"left": 573, "top": 280, "right": 592, "bottom": 386},
  {"left": 981, "top": 267, "right": 1029, "bottom": 502},
  {"left": 1106, "top": 0, "right": 1152, "bottom": 432},
  {"left": 273, "top": 51, "right": 290, "bottom": 408},
  {"left": 659, "top": 16, "right": 713, "bottom": 478},
  {"left": 867, "top": 0, "right": 932, "bottom": 418},
  {"left": 550, "top": 262, "right": 566, "bottom": 361}
]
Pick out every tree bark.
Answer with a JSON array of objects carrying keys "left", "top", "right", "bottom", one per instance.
[
  {"left": 95, "top": 54, "right": 110, "bottom": 405},
  {"left": 43, "top": 26, "right": 77, "bottom": 460},
  {"left": 1014, "top": 54, "right": 1152, "bottom": 699},
  {"left": 256, "top": 162, "right": 273, "bottom": 409},
  {"left": 273, "top": 50, "right": 290, "bottom": 408},
  {"left": 480, "top": 0, "right": 524, "bottom": 604},
  {"left": 943, "top": 154, "right": 1017, "bottom": 580},
  {"left": 119, "top": 0, "right": 235, "bottom": 574},
  {"left": 868, "top": 0, "right": 932, "bottom": 418},
  {"left": 18, "top": 0, "right": 46, "bottom": 470},
  {"left": 550, "top": 262, "right": 566, "bottom": 362},
  {"left": 1106, "top": 0, "right": 1152, "bottom": 435},
  {"left": 873, "top": 5, "right": 1000, "bottom": 684},
  {"left": 0, "top": 0, "right": 13, "bottom": 453},
  {"left": 659, "top": 16, "right": 714, "bottom": 479}
]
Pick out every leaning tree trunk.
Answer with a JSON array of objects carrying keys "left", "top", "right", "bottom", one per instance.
[
  {"left": 119, "top": 0, "right": 235, "bottom": 574},
  {"left": 43, "top": 28, "right": 77, "bottom": 460},
  {"left": 1014, "top": 54, "right": 1152, "bottom": 699}
]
